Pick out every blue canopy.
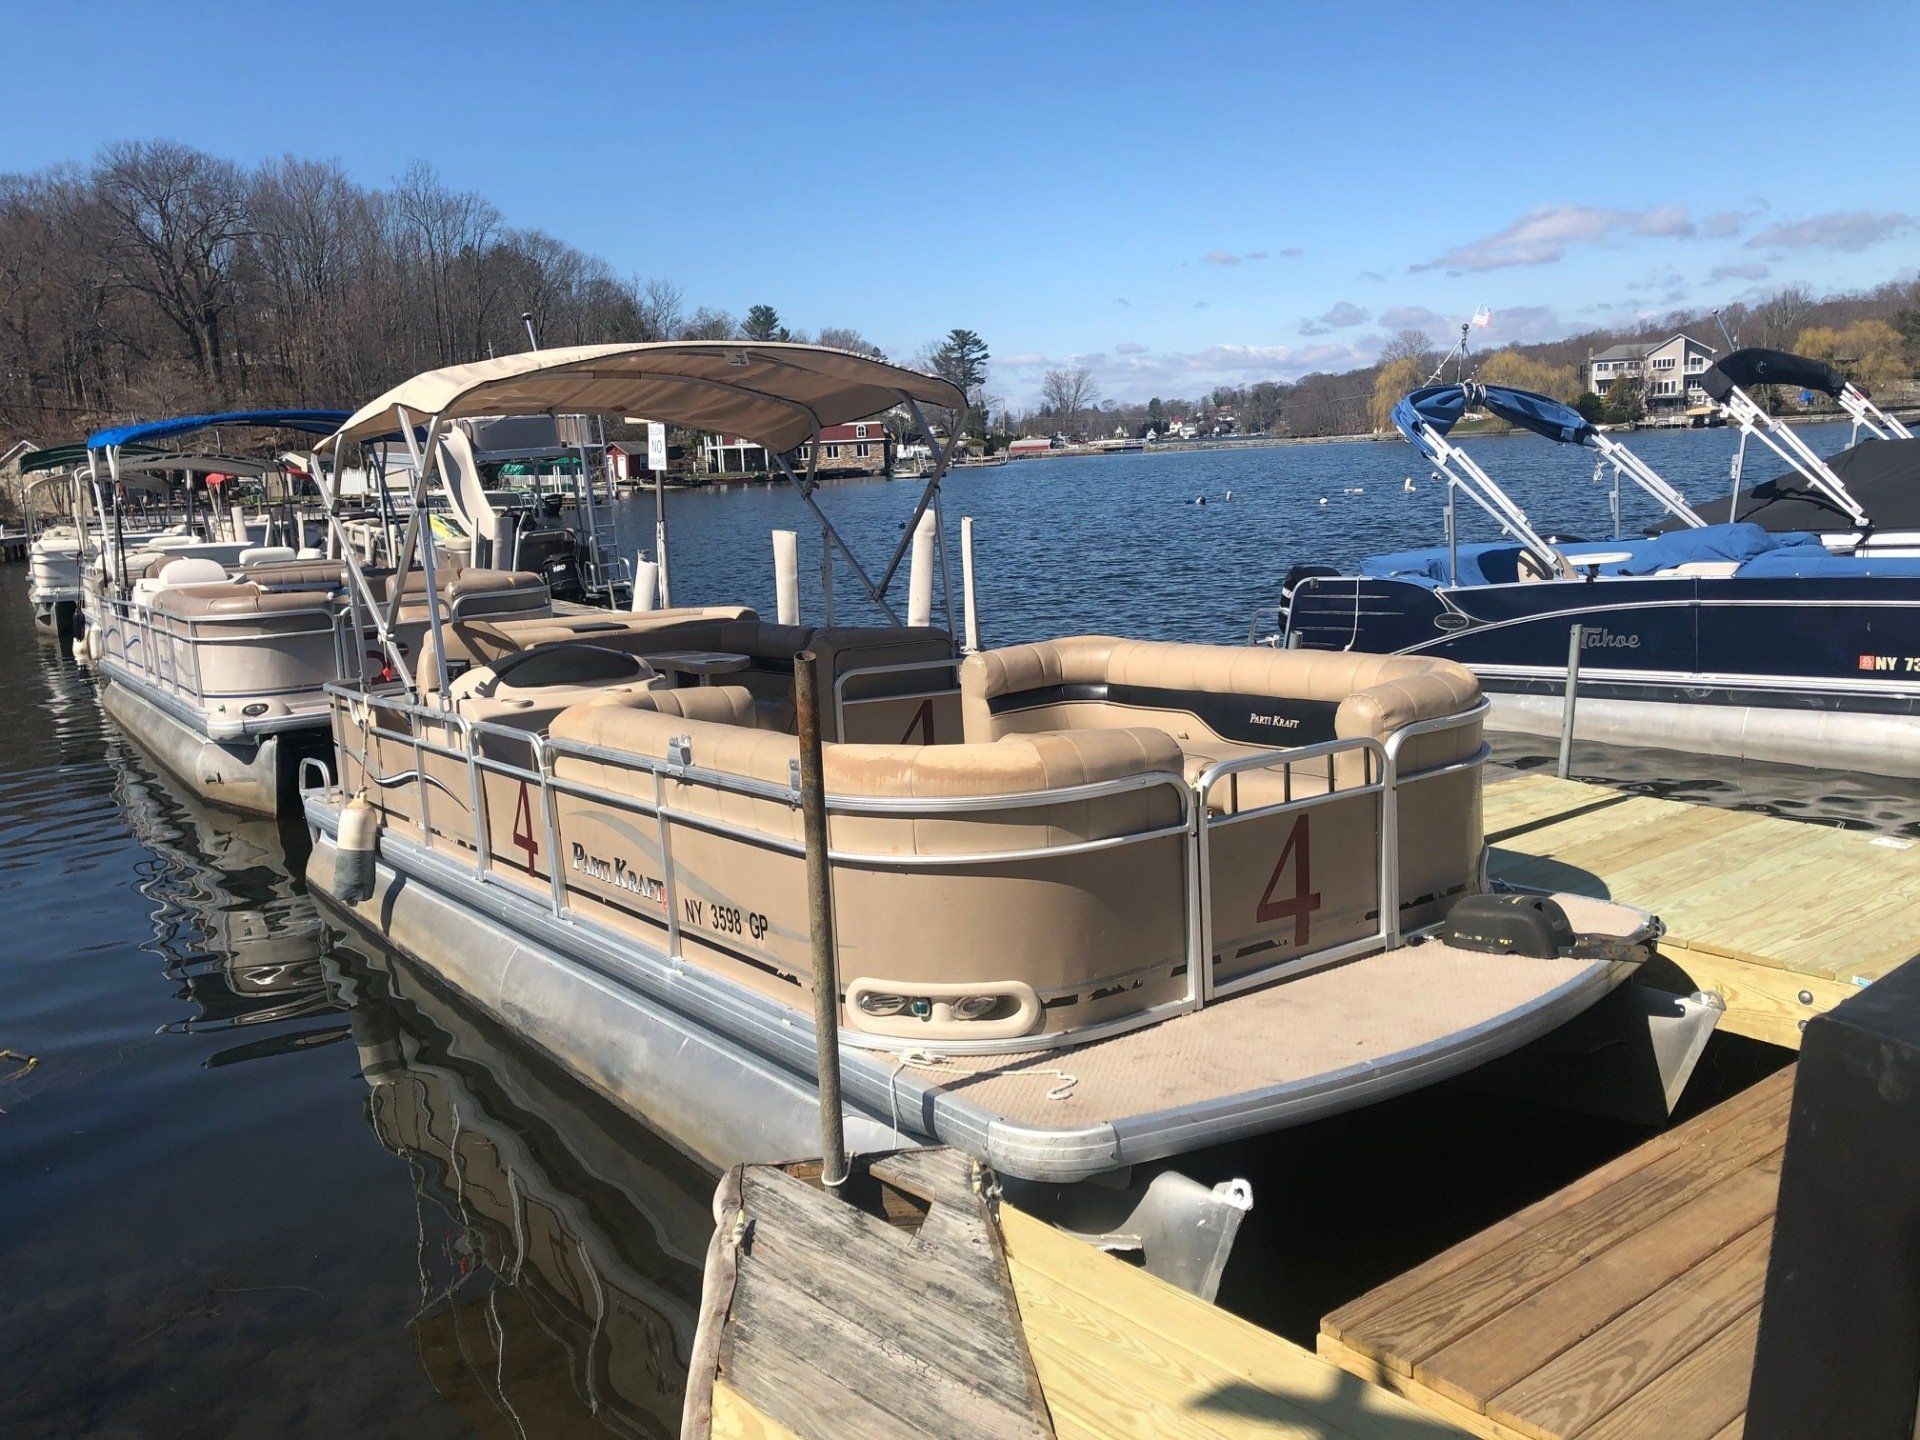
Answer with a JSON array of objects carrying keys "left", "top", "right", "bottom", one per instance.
[
  {"left": 1391, "top": 383, "right": 1595, "bottom": 448},
  {"left": 87, "top": 409, "right": 349, "bottom": 451}
]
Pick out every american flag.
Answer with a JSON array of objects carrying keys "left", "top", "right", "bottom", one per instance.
[{"left": 1471, "top": 306, "right": 1493, "bottom": 329}]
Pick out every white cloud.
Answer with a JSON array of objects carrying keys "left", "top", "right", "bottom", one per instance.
[
  {"left": 1747, "top": 210, "right": 1916, "bottom": 253},
  {"left": 1357, "top": 269, "right": 1385, "bottom": 283},
  {"left": 1202, "top": 249, "right": 1270, "bottom": 266},
  {"left": 1299, "top": 301, "right": 1369, "bottom": 336},
  {"left": 1412, "top": 203, "right": 1701, "bottom": 274},
  {"left": 1378, "top": 304, "right": 1445, "bottom": 330},
  {"left": 1114, "top": 342, "right": 1148, "bottom": 356},
  {"left": 1709, "top": 261, "right": 1770, "bottom": 282}
]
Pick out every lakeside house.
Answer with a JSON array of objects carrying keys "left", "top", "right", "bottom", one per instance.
[
  {"left": 1586, "top": 333, "right": 1716, "bottom": 414},
  {"left": 702, "top": 419, "right": 893, "bottom": 477}
]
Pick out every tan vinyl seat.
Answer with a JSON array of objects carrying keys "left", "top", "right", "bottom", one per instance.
[
  {"left": 414, "top": 606, "right": 758, "bottom": 693},
  {"left": 242, "top": 559, "right": 347, "bottom": 592},
  {"left": 961, "top": 636, "right": 1481, "bottom": 794},
  {"left": 149, "top": 581, "right": 338, "bottom": 618}
]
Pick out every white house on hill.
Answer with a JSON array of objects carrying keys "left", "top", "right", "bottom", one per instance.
[{"left": 1586, "top": 334, "right": 1717, "bottom": 412}]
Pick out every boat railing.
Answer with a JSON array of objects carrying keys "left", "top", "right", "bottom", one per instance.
[
  {"left": 314, "top": 686, "right": 1487, "bottom": 1052},
  {"left": 830, "top": 656, "right": 964, "bottom": 738},
  {"left": 97, "top": 589, "right": 356, "bottom": 715}
]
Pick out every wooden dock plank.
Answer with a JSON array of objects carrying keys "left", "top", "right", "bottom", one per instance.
[
  {"left": 1327, "top": 1081, "right": 1789, "bottom": 1372},
  {"left": 1413, "top": 1158, "right": 1780, "bottom": 1410},
  {"left": 1574, "top": 1311, "right": 1760, "bottom": 1440},
  {"left": 1001, "top": 1205, "right": 1464, "bottom": 1439},
  {"left": 1486, "top": 1221, "right": 1770, "bottom": 1440},
  {"left": 712, "top": 1378, "right": 802, "bottom": 1440},
  {"left": 1482, "top": 773, "right": 1920, "bottom": 1043},
  {"left": 1322, "top": 1069, "right": 1790, "bottom": 1347},
  {"left": 1321, "top": 1075, "right": 1789, "bottom": 1440}
]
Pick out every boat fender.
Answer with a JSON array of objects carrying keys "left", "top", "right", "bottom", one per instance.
[
  {"left": 335, "top": 792, "right": 381, "bottom": 904},
  {"left": 1436, "top": 893, "right": 1574, "bottom": 959}
]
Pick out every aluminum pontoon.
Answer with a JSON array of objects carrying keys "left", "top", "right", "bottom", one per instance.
[
  {"left": 79, "top": 410, "right": 551, "bottom": 816},
  {"left": 300, "top": 344, "right": 1670, "bottom": 1220},
  {"left": 1280, "top": 376, "right": 1920, "bottom": 775}
]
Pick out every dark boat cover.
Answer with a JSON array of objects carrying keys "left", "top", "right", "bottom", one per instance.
[
  {"left": 1700, "top": 348, "right": 1847, "bottom": 404},
  {"left": 1651, "top": 437, "right": 1920, "bottom": 536}
]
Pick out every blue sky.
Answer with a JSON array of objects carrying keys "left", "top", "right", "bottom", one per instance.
[{"left": 6, "top": 0, "right": 1917, "bottom": 405}]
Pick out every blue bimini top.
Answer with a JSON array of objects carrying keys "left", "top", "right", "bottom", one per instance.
[
  {"left": 1391, "top": 382, "right": 1595, "bottom": 449},
  {"left": 87, "top": 409, "right": 349, "bottom": 451}
]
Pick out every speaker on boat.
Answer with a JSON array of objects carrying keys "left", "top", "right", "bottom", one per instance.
[{"left": 1436, "top": 893, "right": 1575, "bottom": 959}]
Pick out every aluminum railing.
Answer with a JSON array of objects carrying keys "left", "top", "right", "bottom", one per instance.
[
  {"left": 314, "top": 683, "right": 1488, "bottom": 1054},
  {"left": 95, "top": 590, "right": 354, "bottom": 713}
]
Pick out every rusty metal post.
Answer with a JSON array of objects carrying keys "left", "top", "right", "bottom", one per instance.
[{"left": 794, "top": 651, "right": 848, "bottom": 1187}]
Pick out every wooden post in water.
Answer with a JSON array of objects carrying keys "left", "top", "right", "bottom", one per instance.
[
  {"left": 1557, "top": 623, "right": 1585, "bottom": 779},
  {"left": 793, "top": 651, "right": 848, "bottom": 1187}
]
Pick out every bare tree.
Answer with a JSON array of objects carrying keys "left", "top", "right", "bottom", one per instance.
[
  {"left": 677, "top": 306, "right": 737, "bottom": 341},
  {"left": 1751, "top": 284, "right": 1816, "bottom": 350},
  {"left": 94, "top": 140, "right": 250, "bottom": 388},
  {"left": 1040, "top": 366, "right": 1099, "bottom": 437}
]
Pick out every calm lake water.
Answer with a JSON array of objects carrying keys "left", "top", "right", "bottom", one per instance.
[{"left": 0, "top": 425, "right": 1891, "bottom": 1436}]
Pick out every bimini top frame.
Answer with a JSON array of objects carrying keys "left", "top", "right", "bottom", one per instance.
[
  {"left": 82, "top": 409, "right": 349, "bottom": 594},
  {"left": 1702, "top": 347, "right": 1911, "bottom": 531},
  {"left": 314, "top": 341, "right": 968, "bottom": 702},
  {"left": 1392, "top": 381, "right": 1706, "bottom": 583}
]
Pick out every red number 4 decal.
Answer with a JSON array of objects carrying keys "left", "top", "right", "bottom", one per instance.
[
  {"left": 1257, "top": 814, "right": 1321, "bottom": 946},
  {"left": 511, "top": 781, "right": 541, "bottom": 868}
]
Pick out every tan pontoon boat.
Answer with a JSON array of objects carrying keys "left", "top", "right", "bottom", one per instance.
[
  {"left": 302, "top": 344, "right": 1676, "bottom": 1220},
  {"left": 78, "top": 413, "right": 551, "bottom": 816}
]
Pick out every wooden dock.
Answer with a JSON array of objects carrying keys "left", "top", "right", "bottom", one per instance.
[
  {"left": 1319, "top": 1066, "right": 1792, "bottom": 1440},
  {"left": 1485, "top": 772, "right": 1920, "bottom": 1048},
  {"left": 690, "top": 1147, "right": 1469, "bottom": 1439}
]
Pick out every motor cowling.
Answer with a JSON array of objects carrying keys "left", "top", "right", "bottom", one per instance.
[{"left": 1437, "top": 893, "right": 1575, "bottom": 958}]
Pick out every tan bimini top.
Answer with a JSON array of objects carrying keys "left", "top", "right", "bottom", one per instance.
[{"left": 322, "top": 342, "right": 966, "bottom": 454}]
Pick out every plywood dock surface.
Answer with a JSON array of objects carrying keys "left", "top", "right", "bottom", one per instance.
[
  {"left": 1319, "top": 1066, "right": 1792, "bottom": 1440},
  {"left": 698, "top": 1146, "right": 1468, "bottom": 1439},
  {"left": 999, "top": 1204, "right": 1468, "bottom": 1439},
  {"left": 1485, "top": 773, "right": 1919, "bottom": 1045}
]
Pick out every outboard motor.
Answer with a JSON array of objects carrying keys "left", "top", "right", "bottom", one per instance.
[{"left": 514, "top": 526, "right": 587, "bottom": 603}]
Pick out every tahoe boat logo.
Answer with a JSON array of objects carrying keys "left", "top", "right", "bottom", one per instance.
[
  {"left": 569, "top": 842, "right": 666, "bottom": 904},
  {"left": 1580, "top": 629, "right": 1641, "bottom": 651}
]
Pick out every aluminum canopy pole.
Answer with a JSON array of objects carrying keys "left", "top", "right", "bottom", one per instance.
[
  {"left": 1417, "top": 423, "right": 1569, "bottom": 578},
  {"left": 105, "top": 446, "right": 127, "bottom": 596},
  {"left": 770, "top": 448, "right": 902, "bottom": 626},
  {"left": 1589, "top": 432, "right": 1706, "bottom": 528},
  {"left": 312, "top": 443, "right": 414, "bottom": 695},
  {"left": 876, "top": 397, "right": 958, "bottom": 599},
  {"left": 390, "top": 405, "right": 452, "bottom": 703},
  {"left": 1837, "top": 383, "right": 1913, "bottom": 442},
  {"left": 1719, "top": 385, "right": 1869, "bottom": 528}
]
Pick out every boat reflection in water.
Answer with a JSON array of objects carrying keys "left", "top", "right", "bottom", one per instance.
[
  {"left": 110, "top": 735, "right": 346, "bottom": 1065},
  {"left": 331, "top": 935, "right": 713, "bottom": 1439},
  {"left": 108, "top": 727, "right": 710, "bottom": 1436}
]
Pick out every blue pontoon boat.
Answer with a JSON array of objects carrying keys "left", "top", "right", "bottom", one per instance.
[{"left": 1279, "top": 379, "right": 1920, "bottom": 776}]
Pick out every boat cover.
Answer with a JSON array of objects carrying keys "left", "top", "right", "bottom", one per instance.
[
  {"left": 1392, "top": 383, "right": 1594, "bottom": 448},
  {"left": 1700, "top": 348, "right": 1847, "bottom": 404},
  {"left": 1651, "top": 437, "right": 1920, "bottom": 537},
  {"left": 1362, "top": 524, "right": 1826, "bottom": 588},
  {"left": 88, "top": 410, "right": 350, "bottom": 451}
]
